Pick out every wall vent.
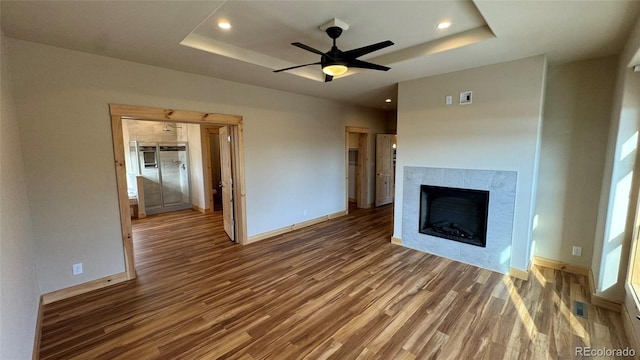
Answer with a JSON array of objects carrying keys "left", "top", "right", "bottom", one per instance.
[{"left": 573, "top": 300, "right": 587, "bottom": 319}]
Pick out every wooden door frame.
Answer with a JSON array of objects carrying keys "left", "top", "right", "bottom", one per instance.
[
  {"left": 345, "top": 127, "right": 369, "bottom": 212},
  {"left": 109, "top": 104, "right": 248, "bottom": 280}
]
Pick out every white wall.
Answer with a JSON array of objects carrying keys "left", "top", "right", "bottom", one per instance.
[
  {"left": 6, "top": 38, "right": 386, "bottom": 294},
  {"left": 594, "top": 68, "right": 638, "bottom": 300},
  {"left": 394, "top": 55, "right": 547, "bottom": 271},
  {"left": 593, "top": 15, "right": 640, "bottom": 303},
  {"left": 533, "top": 56, "right": 617, "bottom": 268},
  {"left": 621, "top": 69, "right": 640, "bottom": 343},
  {"left": 0, "top": 32, "right": 41, "bottom": 359},
  {"left": 187, "top": 124, "right": 205, "bottom": 210}
]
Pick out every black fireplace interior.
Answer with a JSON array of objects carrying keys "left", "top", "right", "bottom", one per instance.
[{"left": 419, "top": 185, "right": 489, "bottom": 247}]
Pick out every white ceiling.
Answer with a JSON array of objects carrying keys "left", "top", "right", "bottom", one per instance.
[{"left": 2, "top": 0, "right": 639, "bottom": 110}]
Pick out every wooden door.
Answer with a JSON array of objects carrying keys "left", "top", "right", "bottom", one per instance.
[
  {"left": 375, "top": 134, "right": 394, "bottom": 207},
  {"left": 219, "top": 126, "right": 235, "bottom": 241}
]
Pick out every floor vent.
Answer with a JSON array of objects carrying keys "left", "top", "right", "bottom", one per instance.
[{"left": 573, "top": 300, "right": 587, "bottom": 319}]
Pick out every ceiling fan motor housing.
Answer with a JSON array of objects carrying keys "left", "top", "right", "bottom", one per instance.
[{"left": 326, "top": 26, "right": 343, "bottom": 40}]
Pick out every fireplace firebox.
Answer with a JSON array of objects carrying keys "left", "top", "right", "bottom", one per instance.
[{"left": 419, "top": 185, "right": 489, "bottom": 247}]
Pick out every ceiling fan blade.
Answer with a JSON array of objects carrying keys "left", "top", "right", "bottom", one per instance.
[
  {"left": 324, "top": 74, "right": 333, "bottom": 82},
  {"left": 292, "top": 42, "right": 326, "bottom": 56},
  {"left": 347, "top": 59, "right": 390, "bottom": 71},
  {"left": 273, "top": 62, "right": 320, "bottom": 73},
  {"left": 343, "top": 40, "right": 394, "bottom": 59}
]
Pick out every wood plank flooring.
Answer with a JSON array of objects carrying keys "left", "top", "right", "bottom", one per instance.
[{"left": 39, "top": 205, "right": 632, "bottom": 359}]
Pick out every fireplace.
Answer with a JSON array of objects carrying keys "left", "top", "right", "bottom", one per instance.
[
  {"left": 402, "top": 167, "right": 517, "bottom": 274},
  {"left": 419, "top": 185, "right": 489, "bottom": 247}
]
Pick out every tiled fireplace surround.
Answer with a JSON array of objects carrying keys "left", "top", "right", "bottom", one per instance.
[{"left": 402, "top": 166, "right": 517, "bottom": 274}]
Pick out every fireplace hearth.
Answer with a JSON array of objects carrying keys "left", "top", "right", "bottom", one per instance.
[{"left": 419, "top": 185, "right": 489, "bottom": 247}]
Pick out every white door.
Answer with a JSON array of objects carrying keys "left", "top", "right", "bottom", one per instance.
[
  {"left": 375, "top": 134, "right": 395, "bottom": 207},
  {"left": 219, "top": 126, "right": 235, "bottom": 241}
]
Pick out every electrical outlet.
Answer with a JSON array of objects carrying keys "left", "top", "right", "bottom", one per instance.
[
  {"left": 572, "top": 246, "right": 582, "bottom": 257},
  {"left": 445, "top": 95, "right": 453, "bottom": 105},
  {"left": 72, "top": 263, "right": 83, "bottom": 275}
]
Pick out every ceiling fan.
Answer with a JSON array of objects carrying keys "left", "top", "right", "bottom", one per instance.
[{"left": 274, "top": 25, "right": 394, "bottom": 82}]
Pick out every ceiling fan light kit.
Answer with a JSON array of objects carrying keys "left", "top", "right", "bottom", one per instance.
[
  {"left": 323, "top": 64, "right": 348, "bottom": 76},
  {"left": 274, "top": 19, "right": 393, "bottom": 82}
]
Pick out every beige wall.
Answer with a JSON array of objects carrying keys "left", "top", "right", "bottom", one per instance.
[
  {"left": 587, "top": 14, "right": 640, "bottom": 345},
  {"left": 0, "top": 32, "right": 40, "bottom": 359},
  {"left": 533, "top": 56, "right": 617, "bottom": 268},
  {"left": 6, "top": 38, "right": 387, "bottom": 294},
  {"left": 621, "top": 66, "right": 640, "bottom": 343},
  {"left": 187, "top": 123, "right": 205, "bottom": 210},
  {"left": 593, "top": 16, "right": 640, "bottom": 301},
  {"left": 394, "top": 55, "right": 547, "bottom": 271}
]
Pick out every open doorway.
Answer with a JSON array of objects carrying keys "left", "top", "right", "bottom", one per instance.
[
  {"left": 123, "top": 120, "right": 193, "bottom": 216},
  {"left": 202, "top": 127, "right": 222, "bottom": 212},
  {"left": 109, "top": 104, "right": 247, "bottom": 280},
  {"left": 375, "top": 134, "right": 397, "bottom": 207},
  {"left": 345, "top": 126, "right": 369, "bottom": 211},
  {"left": 198, "top": 125, "right": 236, "bottom": 241}
]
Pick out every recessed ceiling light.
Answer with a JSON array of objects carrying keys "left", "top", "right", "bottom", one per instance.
[
  {"left": 385, "top": 98, "right": 392, "bottom": 103},
  {"left": 437, "top": 21, "right": 451, "bottom": 30},
  {"left": 218, "top": 21, "right": 232, "bottom": 30}
]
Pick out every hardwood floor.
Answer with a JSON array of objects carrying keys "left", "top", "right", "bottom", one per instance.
[{"left": 39, "top": 205, "right": 632, "bottom": 359}]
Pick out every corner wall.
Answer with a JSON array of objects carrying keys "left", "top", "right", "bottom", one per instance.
[
  {"left": 187, "top": 124, "right": 205, "bottom": 211},
  {"left": 592, "top": 15, "right": 640, "bottom": 303},
  {"left": 0, "top": 32, "right": 41, "bottom": 359},
  {"left": 533, "top": 56, "right": 617, "bottom": 268},
  {"left": 394, "top": 55, "right": 547, "bottom": 272},
  {"left": 622, "top": 67, "right": 640, "bottom": 344}
]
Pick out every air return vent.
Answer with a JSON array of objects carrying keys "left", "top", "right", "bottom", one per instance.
[{"left": 573, "top": 300, "right": 587, "bottom": 319}]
